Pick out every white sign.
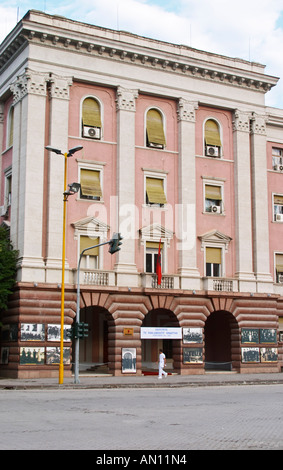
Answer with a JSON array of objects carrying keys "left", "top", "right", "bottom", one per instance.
[{"left": 140, "top": 327, "right": 182, "bottom": 339}]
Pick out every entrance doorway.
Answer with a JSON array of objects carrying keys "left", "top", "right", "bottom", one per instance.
[
  {"left": 78, "top": 306, "right": 112, "bottom": 374},
  {"left": 204, "top": 310, "right": 239, "bottom": 371},
  {"left": 141, "top": 308, "right": 179, "bottom": 374}
]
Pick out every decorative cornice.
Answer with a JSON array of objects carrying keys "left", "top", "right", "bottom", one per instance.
[{"left": 0, "top": 16, "right": 279, "bottom": 96}]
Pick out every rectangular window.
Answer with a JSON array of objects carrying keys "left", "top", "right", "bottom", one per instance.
[
  {"left": 146, "top": 177, "right": 167, "bottom": 206},
  {"left": 206, "top": 247, "right": 221, "bottom": 277},
  {"left": 275, "top": 253, "right": 283, "bottom": 283},
  {"left": 80, "top": 169, "right": 102, "bottom": 200},
  {"left": 273, "top": 195, "right": 283, "bottom": 222},
  {"left": 80, "top": 236, "right": 99, "bottom": 270},
  {"left": 145, "top": 242, "right": 162, "bottom": 273},
  {"left": 272, "top": 148, "right": 283, "bottom": 171},
  {"left": 205, "top": 184, "right": 222, "bottom": 213}
]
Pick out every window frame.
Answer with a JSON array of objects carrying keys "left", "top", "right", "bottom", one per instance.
[
  {"left": 77, "top": 161, "right": 105, "bottom": 202},
  {"left": 145, "top": 243, "right": 163, "bottom": 273},
  {"left": 272, "top": 147, "right": 283, "bottom": 171},
  {"left": 145, "top": 107, "right": 166, "bottom": 149},
  {"left": 205, "top": 246, "right": 223, "bottom": 278},
  {"left": 203, "top": 179, "right": 224, "bottom": 215},
  {"left": 275, "top": 252, "right": 283, "bottom": 283},
  {"left": 144, "top": 171, "right": 167, "bottom": 207},
  {"left": 273, "top": 193, "right": 283, "bottom": 222},
  {"left": 203, "top": 117, "right": 222, "bottom": 158},
  {"left": 81, "top": 95, "right": 103, "bottom": 140},
  {"left": 6, "top": 105, "right": 14, "bottom": 149}
]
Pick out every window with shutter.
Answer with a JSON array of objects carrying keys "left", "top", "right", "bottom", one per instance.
[
  {"left": 82, "top": 97, "right": 102, "bottom": 139},
  {"left": 146, "top": 109, "right": 166, "bottom": 149}
]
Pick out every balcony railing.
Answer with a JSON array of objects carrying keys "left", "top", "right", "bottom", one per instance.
[
  {"left": 83, "top": 271, "right": 109, "bottom": 286},
  {"left": 73, "top": 270, "right": 245, "bottom": 293},
  {"left": 202, "top": 277, "right": 238, "bottom": 292}
]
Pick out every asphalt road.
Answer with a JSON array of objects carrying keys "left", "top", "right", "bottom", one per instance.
[{"left": 0, "top": 384, "right": 282, "bottom": 451}]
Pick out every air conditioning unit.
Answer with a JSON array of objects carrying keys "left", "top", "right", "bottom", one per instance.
[
  {"left": 211, "top": 205, "right": 221, "bottom": 213},
  {"left": 206, "top": 146, "right": 219, "bottom": 157},
  {"left": 278, "top": 274, "right": 283, "bottom": 283},
  {"left": 83, "top": 126, "right": 101, "bottom": 139},
  {"left": 276, "top": 214, "right": 283, "bottom": 221},
  {"left": 149, "top": 142, "right": 164, "bottom": 149},
  {"left": 274, "top": 164, "right": 283, "bottom": 171}
]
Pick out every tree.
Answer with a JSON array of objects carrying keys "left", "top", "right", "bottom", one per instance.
[{"left": 0, "top": 227, "right": 18, "bottom": 310}]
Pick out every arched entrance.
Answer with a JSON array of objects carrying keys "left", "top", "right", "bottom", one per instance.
[
  {"left": 204, "top": 310, "right": 240, "bottom": 371},
  {"left": 79, "top": 305, "right": 112, "bottom": 374},
  {"left": 141, "top": 308, "right": 180, "bottom": 374}
]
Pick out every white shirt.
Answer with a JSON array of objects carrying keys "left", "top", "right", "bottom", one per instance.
[{"left": 159, "top": 352, "right": 165, "bottom": 367}]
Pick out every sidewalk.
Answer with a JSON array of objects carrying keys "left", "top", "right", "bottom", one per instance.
[{"left": 0, "top": 371, "right": 283, "bottom": 390}]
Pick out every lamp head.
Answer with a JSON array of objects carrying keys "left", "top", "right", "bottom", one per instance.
[
  {"left": 67, "top": 146, "right": 83, "bottom": 157},
  {"left": 45, "top": 145, "right": 62, "bottom": 155}
]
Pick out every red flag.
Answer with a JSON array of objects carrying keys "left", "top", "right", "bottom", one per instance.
[{"left": 156, "top": 239, "right": 162, "bottom": 285}]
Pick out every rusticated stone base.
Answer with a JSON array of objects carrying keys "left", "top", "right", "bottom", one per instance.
[{"left": 0, "top": 282, "right": 282, "bottom": 378}]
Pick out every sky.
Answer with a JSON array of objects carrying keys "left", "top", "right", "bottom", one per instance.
[{"left": 1, "top": 0, "right": 283, "bottom": 108}]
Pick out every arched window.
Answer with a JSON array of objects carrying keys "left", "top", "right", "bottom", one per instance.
[
  {"left": 146, "top": 108, "right": 166, "bottom": 149},
  {"left": 7, "top": 106, "right": 14, "bottom": 148},
  {"left": 82, "top": 97, "right": 102, "bottom": 140},
  {"left": 204, "top": 119, "right": 221, "bottom": 157}
]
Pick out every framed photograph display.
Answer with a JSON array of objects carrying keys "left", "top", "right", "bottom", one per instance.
[
  {"left": 1, "top": 324, "right": 18, "bottom": 341},
  {"left": 46, "top": 347, "right": 71, "bottom": 364},
  {"left": 183, "top": 328, "right": 202, "bottom": 344},
  {"left": 241, "top": 328, "right": 259, "bottom": 344},
  {"left": 1, "top": 347, "right": 9, "bottom": 364},
  {"left": 20, "top": 347, "right": 45, "bottom": 364},
  {"left": 21, "top": 323, "right": 45, "bottom": 341},
  {"left": 241, "top": 347, "right": 260, "bottom": 363},
  {"left": 259, "top": 329, "right": 277, "bottom": 344},
  {"left": 183, "top": 347, "right": 203, "bottom": 364},
  {"left": 260, "top": 348, "right": 278, "bottom": 363},
  {"left": 47, "top": 324, "right": 72, "bottom": 342},
  {"left": 122, "top": 348, "right": 136, "bottom": 373}
]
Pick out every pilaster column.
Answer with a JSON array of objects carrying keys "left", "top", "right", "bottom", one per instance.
[
  {"left": 177, "top": 99, "right": 200, "bottom": 289},
  {"left": 114, "top": 87, "right": 139, "bottom": 286},
  {"left": 45, "top": 74, "right": 73, "bottom": 283},
  {"left": 250, "top": 113, "right": 272, "bottom": 289},
  {"left": 10, "top": 68, "right": 49, "bottom": 282},
  {"left": 232, "top": 110, "right": 255, "bottom": 287}
]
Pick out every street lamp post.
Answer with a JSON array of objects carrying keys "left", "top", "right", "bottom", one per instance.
[{"left": 45, "top": 145, "right": 83, "bottom": 384}]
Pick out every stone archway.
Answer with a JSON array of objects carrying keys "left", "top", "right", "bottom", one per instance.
[
  {"left": 141, "top": 308, "right": 180, "bottom": 374},
  {"left": 204, "top": 310, "right": 240, "bottom": 371},
  {"left": 79, "top": 305, "right": 114, "bottom": 374}
]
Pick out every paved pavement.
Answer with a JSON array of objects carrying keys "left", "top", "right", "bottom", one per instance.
[{"left": 0, "top": 370, "right": 283, "bottom": 390}]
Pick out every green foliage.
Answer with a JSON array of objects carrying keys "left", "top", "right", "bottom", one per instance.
[{"left": 0, "top": 227, "right": 18, "bottom": 310}]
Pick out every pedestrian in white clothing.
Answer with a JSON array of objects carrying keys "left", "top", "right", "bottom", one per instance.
[{"left": 158, "top": 349, "right": 167, "bottom": 379}]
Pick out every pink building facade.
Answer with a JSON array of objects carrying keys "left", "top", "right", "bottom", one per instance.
[{"left": 0, "top": 10, "right": 282, "bottom": 378}]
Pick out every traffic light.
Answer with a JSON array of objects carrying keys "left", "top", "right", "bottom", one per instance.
[
  {"left": 65, "top": 323, "right": 89, "bottom": 340},
  {"left": 108, "top": 232, "right": 123, "bottom": 254},
  {"left": 77, "top": 322, "right": 89, "bottom": 339}
]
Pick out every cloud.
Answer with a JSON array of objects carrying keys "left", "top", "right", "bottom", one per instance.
[{"left": 1, "top": 0, "right": 283, "bottom": 107}]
